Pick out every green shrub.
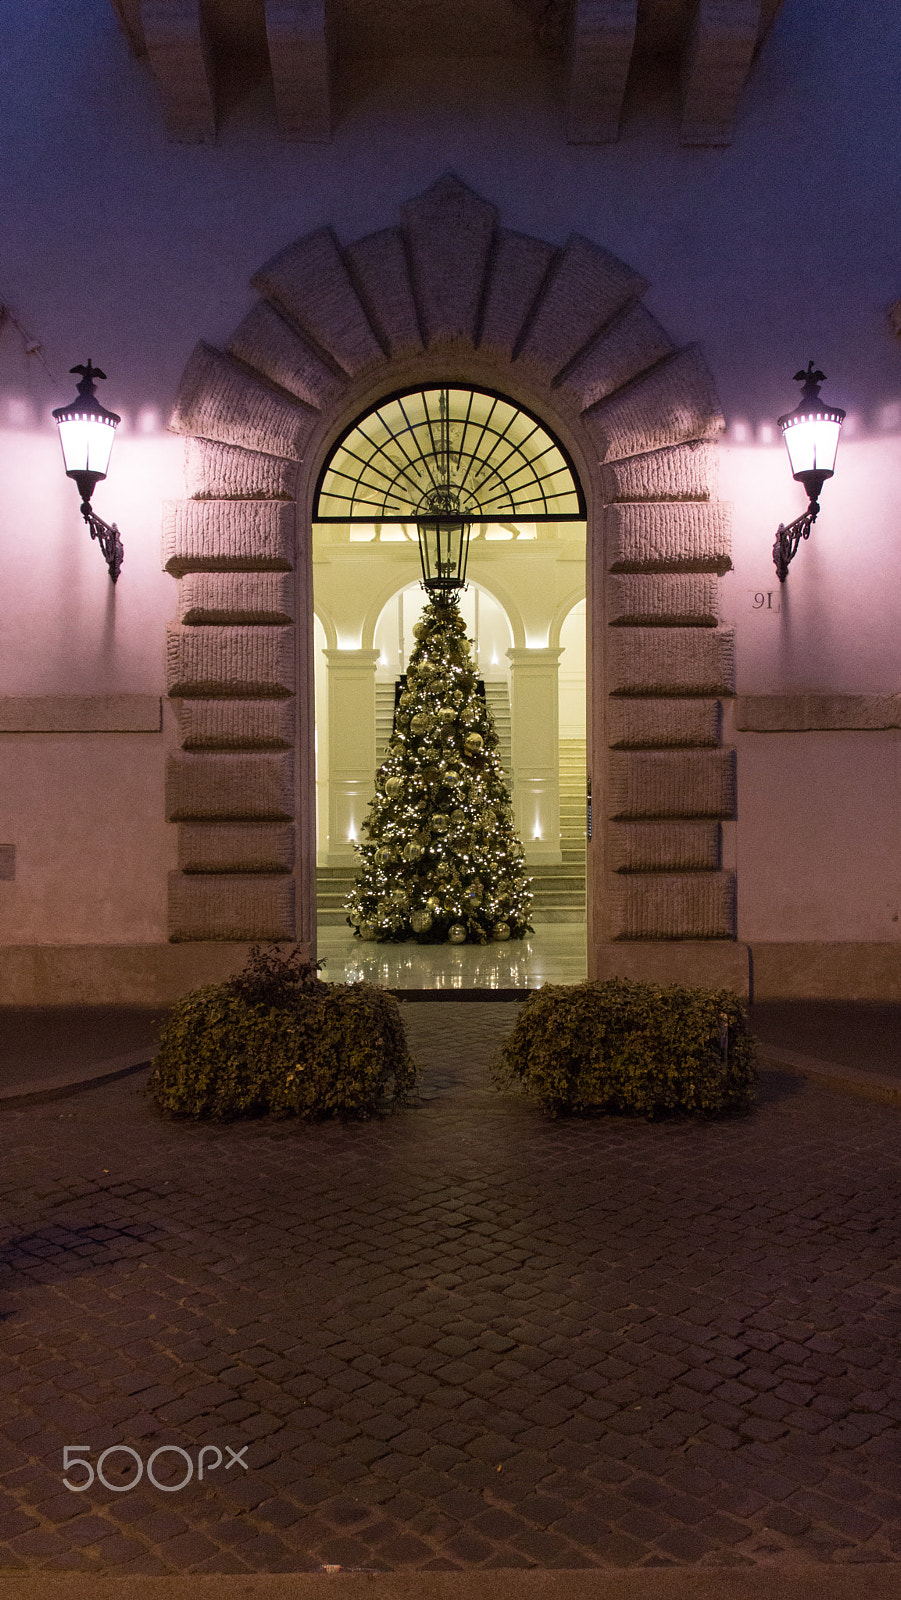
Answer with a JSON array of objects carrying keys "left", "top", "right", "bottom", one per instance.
[
  {"left": 150, "top": 945, "right": 417, "bottom": 1120},
  {"left": 495, "top": 978, "right": 756, "bottom": 1118}
]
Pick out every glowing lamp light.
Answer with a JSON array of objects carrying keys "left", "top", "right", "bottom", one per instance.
[
  {"left": 773, "top": 362, "right": 845, "bottom": 582},
  {"left": 52, "top": 361, "right": 124, "bottom": 583}
]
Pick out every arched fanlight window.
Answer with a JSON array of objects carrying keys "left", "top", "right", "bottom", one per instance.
[{"left": 315, "top": 386, "right": 585, "bottom": 525}]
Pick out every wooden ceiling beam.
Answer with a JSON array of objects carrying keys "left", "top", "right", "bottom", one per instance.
[
  {"left": 265, "top": 0, "right": 334, "bottom": 142},
  {"left": 566, "top": 1, "right": 638, "bottom": 144},
  {"left": 139, "top": 0, "right": 216, "bottom": 142}
]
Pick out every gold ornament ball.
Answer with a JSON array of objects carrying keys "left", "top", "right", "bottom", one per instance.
[
  {"left": 403, "top": 841, "right": 423, "bottom": 862},
  {"left": 448, "top": 924, "right": 467, "bottom": 944},
  {"left": 492, "top": 922, "right": 512, "bottom": 942},
  {"left": 410, "top": 713, "right": 431, "bottom": 735},
  {"left": 432, "top": 813, "right": 449, "bottom": 834},
  {"left": 385, "top": 776, "right": 404, "bottom": 798},
  {"left": 390, "top": 888, "right": 409, "bottom": 906},
  {"left": 437, "top": 706, "right": 455, "bottom": 724},
  {"left": 359, "top": 923, "right": 379, "bottom": 941},
  {"left": 451, "top": 807, "right": 466, "bottom": 825},
  {"left": 426, "top": 895, "right": 441, "bottom": 912},
  {"left": 435, "top": 860, "right": 451, "bottom": 879},
  {"left": 399, "top": 690, "right": 414, "bottom": 708},
  {"left": 464, "top": 732, "right": 483, "bottom": 754},
  {"left": 412, "top": 622, "right": 428, "bottom": 639},
  {"left": 410, "top": 909, "right": 433, "bottom": 933}
]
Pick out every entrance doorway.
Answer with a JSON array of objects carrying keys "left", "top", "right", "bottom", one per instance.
[{"left": 310, "top": 383, "right": 587, "bottom": 986}]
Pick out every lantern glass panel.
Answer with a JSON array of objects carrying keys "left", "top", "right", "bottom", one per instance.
[
  {"left": 56, "top": 413, "right": 117, "bottom": 480},
  {"left": 781, "top": 414, "right": 842, "bottom": 481}
]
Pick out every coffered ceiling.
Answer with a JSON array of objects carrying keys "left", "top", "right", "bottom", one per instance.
[{"left": 110, "top": 1, "right": 786, "bottom": 146}]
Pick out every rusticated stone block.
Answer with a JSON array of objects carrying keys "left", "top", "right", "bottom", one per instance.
[
  {"left": 345, "top": 228, "right": 423, "bottom": 358},
  {"left": 611, "top": 871, "right": 736, "bottom": 939},
  {"left": 401, "top": 175, "right": 497, "bottom": 347},
  {"left": 566, "top": 0, "right": 638, "bottom": 144},
  {"left": 166, "top": 752, "right": 294, "bottom": 820},
  {"left": 170, "top": 343, "right": 317, "bottom": 458},
  {"left": 607, "top": 698, "right": 721, "bottom": 748},
  {"left": 178, "top": 821, "right": 295, "bottom": 873},
  {"left": 166, "top": 625, "right": 294, "bottom": 698},
  {"left": 178, "top": 573, "right": 294, "bottom": 625},
  {"left": 163, "top": 501, "right": 295, "bottom": 575},
  {"left": 609, "top": 628, "right": 735, "bottom": 697},
  {"left": 585, "top": 345, "right": 724, "bottom": 461},
  {"left": 515, "top": 234, "right": 646, "bottom": 380},
  {"left": 680, "top": 0, "right": 761, "bottom": 147},
  {"left": 558, "top": 303, "right": 673, "bottom": 412},
  {"left": 606, "top": 501, "right": 732, "bottom": 572},
  {"left": 608, "top": 750, "right": 736, "bottom": 818},
  {"left": 185, "top": 439, "right": 298, "bottom": 501},
  {"left": 168, "top": 872, "right": 295, "bottom": 941},
  {"left": 607, "top": 574, "right": 719, "bottom": 627},
  {"left": 601, "top": 440, "right": 718, "bottom": 502},
  {"left": 608, "top": 821, "right": 721, "bottom": 872},
  {"left": 252, "top": 228, "right": 382, "bottom": 377},
  {"left": 141, "top": 0, "right": 216, "bottom": 143},
  {"left": 228, "top": 302, "right": 344, "bottom": 411},
  {"left": 478, "top": 229, "right": 556, "bottom": 362},
  {"left": 179, "top": 699, "right": 295, "bottom": 750}
]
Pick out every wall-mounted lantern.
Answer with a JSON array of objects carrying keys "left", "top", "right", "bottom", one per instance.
[
  {"left": 773, "top": 362, "right": 845, "bottom": 582},
  {"left": 52, "top": 361, "right": 124, "bottom": 583}
]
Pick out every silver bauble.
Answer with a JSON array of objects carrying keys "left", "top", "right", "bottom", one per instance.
[{"left": 403, "top": 841, "right": 423, "bottom": 862}]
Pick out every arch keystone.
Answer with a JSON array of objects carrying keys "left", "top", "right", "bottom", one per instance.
[{"left": 401, "top": 175, "right": 497, "bottom": 347}]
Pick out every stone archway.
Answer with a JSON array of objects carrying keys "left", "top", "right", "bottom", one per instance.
[{"left": 164, "top": 175, "right": 740, "bottom": 983}]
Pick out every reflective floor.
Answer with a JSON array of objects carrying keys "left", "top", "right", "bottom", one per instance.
[{"left": 316, "top": 921, "right": 587, "bottom": 991}]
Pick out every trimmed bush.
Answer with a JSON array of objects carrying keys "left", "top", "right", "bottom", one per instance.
[
  {"left": 495, "top": 978, "right": 756, "bottom": 1118},
  {"left": 150, "top": 944, "right": 417, "bottom": 1120}
]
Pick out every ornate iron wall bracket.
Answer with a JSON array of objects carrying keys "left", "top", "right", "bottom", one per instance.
[
  {"left": 81, "top": 502, "right": 124, "bottom": 584},
  {"left": 773, "top": 503, "right": 818, "bottom": 584}
]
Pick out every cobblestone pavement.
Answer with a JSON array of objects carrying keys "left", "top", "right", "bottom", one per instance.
[{"left": 0, "top": 1003, "right": 899, "bottom": 1578}]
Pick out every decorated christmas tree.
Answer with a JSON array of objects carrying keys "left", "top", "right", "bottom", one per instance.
[{"left": 347, "top": 592, "right": 533, "bottom": 944}]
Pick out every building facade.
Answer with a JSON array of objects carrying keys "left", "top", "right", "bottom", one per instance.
[{"left": 0, "top": 0, "right": 898, "bottom": 1001}]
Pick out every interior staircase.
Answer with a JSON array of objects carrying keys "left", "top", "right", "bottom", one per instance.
[
  {"left": 317, "top": 683, "right": 585, "bottom": 929},
  {"left": 528, "top": 737, "right": 586, "bottom": 924}
]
